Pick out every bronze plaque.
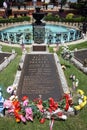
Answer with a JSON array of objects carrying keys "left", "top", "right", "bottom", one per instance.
[
  {"left": 33, "top": 45, "right": 46, "bottom": 51},
  {"left": 17, "top": 54, "right": 63, "bottom": 101}
]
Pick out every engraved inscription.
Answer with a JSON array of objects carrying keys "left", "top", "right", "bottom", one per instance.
[{"left": 17, "top": 54, "right": 63, "bottom": 100}]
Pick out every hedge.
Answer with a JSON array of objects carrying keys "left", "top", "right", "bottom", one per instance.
[{"left": 0, "top": 16, "right": 31, "bottom": 23}]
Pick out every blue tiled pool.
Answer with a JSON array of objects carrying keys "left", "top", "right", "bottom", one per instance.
[{"left": 0, "top": 24, "right": 82, "bottom": 44}]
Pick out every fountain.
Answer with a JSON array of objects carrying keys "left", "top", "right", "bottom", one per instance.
[
  {"left": 32, "top": 7, "right": 46, "bottom": 44},
  {"left": 0, "top": 10, "right": 82, "bottom": 45}
]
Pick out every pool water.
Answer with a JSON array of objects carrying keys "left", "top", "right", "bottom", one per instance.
[
  {"left": 2, "top": 24, "right": 69, "bottom": 33},
  {"left": 0, "top": 24, "right": 82, "bottom": 44}
]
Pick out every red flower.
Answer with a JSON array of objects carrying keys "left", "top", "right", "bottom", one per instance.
[
  {"left": 63, "top": 93, "right": 72, "bottom": 111},
  {"left": 39, "top": 118, "right": 46, "bottom": 124},
  {"left": 14, "top": 111, "right": 21, "bottom": 123},
  {"left": 48, "top": 97, "right": 58, "bottom": 112},
  {"left": 65, "top": 101, "right": 69, "bottom": 111},
  {"left": 22, "top": 96, "right": 28, "bottom": 101},
  {"left": 12, "top": 100, "right": 21, "bottom": 112},
  {"left": 58, "top": 112, "right": 63, "bottom": 117},
  {"left": 38, "top": 99, "right": 43, "bottom": 105}
]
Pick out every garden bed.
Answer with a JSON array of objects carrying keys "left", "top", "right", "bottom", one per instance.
[
  {"left": 0, "top": 52, "right": 17, "bottom": 71},
  {"left": 71, "top": 49, "right": 87, "bottom": 74}
]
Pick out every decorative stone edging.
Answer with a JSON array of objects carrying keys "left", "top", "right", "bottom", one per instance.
[
  {"left": 0, "top": 52, "right": 17, "bottom": 72},
  {"left": 54, "top": 53, "right": 69, "bottom": 93},
  {"left": 71, "top": 57, "right": 87, "bottom": 75},
  {"left": 13, "top": 53, "right": 26, "bottom": 87}
]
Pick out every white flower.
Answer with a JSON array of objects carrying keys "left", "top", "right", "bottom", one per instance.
[{"left": 7, "top": 86, "right": 14, "bottom": 94}]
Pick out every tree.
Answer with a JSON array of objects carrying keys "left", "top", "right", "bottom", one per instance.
[
  {"left": 77, "top": 0, "right": 82, "bottom": 3},
  {"left": 60, "top": 0, "right": 67, "bottom": 9},
  {"left": 0, "top": 0, "right": 4, "bottom": 7},
  {"left": 77, "top": 0, "right": 86, "bottom": 3}
]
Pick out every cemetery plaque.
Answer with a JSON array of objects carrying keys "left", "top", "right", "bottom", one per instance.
[{"left": 17, "top": 54, "right": 64, "bottom": 101}]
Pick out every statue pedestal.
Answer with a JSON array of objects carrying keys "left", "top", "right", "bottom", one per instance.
[
  {"left": 32, "top": 24, "right": 45, "bottom": 44},
  {"left": 32, "top": 7, "right": 46, "bottom": 44}
]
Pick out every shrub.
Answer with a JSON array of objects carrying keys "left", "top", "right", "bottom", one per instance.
[
  {"left": 0, "top": 16, "right": 3, "bottom": 19},
  {"left": 64, "top": 16, "right": 86, "bottom": 23},
  {"left": 0, "top": 16, "right": 31, "bottom": 23},
  {"left": 0, "top": 0, "right": 4, "bottom": 7},
  {"left": 66, "top": 13, "right": 74, "bottom": 19},
  {"left": 44, "top": 13, "right": 60, "bottom": 22},
  {"left": 74, "top": 16, "right": 85, "bottom": 22}
]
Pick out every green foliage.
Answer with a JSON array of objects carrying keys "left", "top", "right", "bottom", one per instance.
[
  {"left": 60, "top": 0, "right": 67, "bottom": 9},
  {"left": 44, "top": 13, "right": 86, "bottom": 23},
  {"left": 0, "top": 16, "right": 3, "bottom": 19},
  {"left": 0, "top": 16, "right": 31, "bottom": 23},
  {"left": 42, "top": 100, "right": 49, "bottom": 109},
  {"left": 75, "top": 3, "right": 86, "bottom": 9},
  {"left": 73, "top": 16, "right": 85, "bottom": 22},
  {"left": 44, "top": 13, "right": 60, "bottom": 22},
  {"left": 68, "top": 41, "right": 87, "bottom": 50},
  {"left": 66, "top": 13, "right": 74, "bottom": 19},
  {"left": 69, "top": 2, "right": 86, "bottom": 9},
  {"left": 64, "top": 16, "right": 86, "bottom": 22},
  {"left": 0, "top": 45, "right": 22, "bottom": 98},
  {"left": 0, "top": 0, "right": 4, "bottom": 7},
  {"left": 77, "top": 0, "right": 82, "bottom": 3},
  {"left": 61, "top": 0, "right": 67, "bottom": 5}
]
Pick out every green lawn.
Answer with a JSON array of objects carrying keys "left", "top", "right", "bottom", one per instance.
[{"left": 0, "top": 42, "right": 87, "bottom": 130}]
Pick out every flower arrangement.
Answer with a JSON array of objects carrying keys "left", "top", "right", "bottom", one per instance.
[
  {"left": 0, "top": 84, "right": 87, "bottom": 130},
  {"left": 61, "top": 45, "right": 74, "bottom": 61},
  {"left": 3, "top": 88, "right": 87, "bottom": 121}
]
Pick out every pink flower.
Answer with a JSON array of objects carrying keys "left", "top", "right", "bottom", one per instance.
[
  {"left": 3, "top": 99, "right": 12, "bottom": 109},
  {"left": 3, "top": 99, "right": 14, "bottom": 114},
  {"left": 20, "top": 115, "right": 26, "bottom": 123},
  {"left": 25, "top": 107, "right": 33, "bottom": 121},
  {"left": 23, "top": 100, "right": 29, "bottom": 107}
]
